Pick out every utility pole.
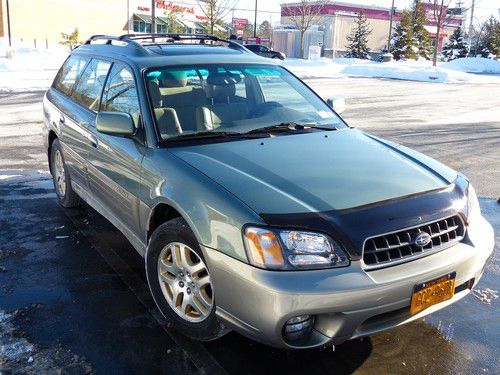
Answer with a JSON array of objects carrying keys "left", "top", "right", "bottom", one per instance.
[
  {"left": 468, "top": 0, "right": 476, "bottom": 47},
  {"left": 152, "top": 0, "right": 156, "bottom": 34},
  {"left": 254, "top": 0, "right": 258, "bottom": 38},
  {"left": 387, "top": 0, "right": 395, "bottom": 51},
  {"left": 6, "top": 0, "right": 12, "bottom": 47}
]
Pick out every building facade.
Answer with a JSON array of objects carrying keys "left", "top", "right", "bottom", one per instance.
[
  {"left": 0, "top": 0, "right": 211, "bottom": 47},
  {"left": 280, "top": 1, "right": 463, "bottom": 57}
]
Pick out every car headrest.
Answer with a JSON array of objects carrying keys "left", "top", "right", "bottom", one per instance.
[
  {"left": 206, "top": 83, "right": 236, "bottom": 102},
  {"left": 147, "top": 80, "right": 162, "bottom": 107},
  {"left": 160, "top": 71, "right": 188, "bottom": 88},
  {"left": 206, "top": 72, "right": 241, "bottom": 86}
]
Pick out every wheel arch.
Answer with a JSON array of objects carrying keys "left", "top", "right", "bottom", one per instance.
[
  {"left": 47, "top": 130, "right": 58, "bottom": 174},
  {"left": 146, "top": 202, "right": 184, "bottom": 243}
]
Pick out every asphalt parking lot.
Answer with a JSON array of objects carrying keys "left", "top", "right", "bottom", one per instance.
[{"left": 0, "top": 78, "right": 499, "bottom": 374}]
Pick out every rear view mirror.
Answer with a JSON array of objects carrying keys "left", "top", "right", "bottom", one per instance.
[
  {"left": 96, "top": 112, "right": 135, "bottom": 136},
  {"left": 327, "top": 97, "right": 346, "bottom": 115}
]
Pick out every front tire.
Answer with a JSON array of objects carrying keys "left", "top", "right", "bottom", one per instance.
[
  {"left": 146, "top": 217, "right": 228, "bottom": 341},
  {"left": 50, "top": 139, "right": 81, "bottom": 208}
]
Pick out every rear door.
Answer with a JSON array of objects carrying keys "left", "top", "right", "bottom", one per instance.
[
  {"left": 50, "top": 55, "right": 91, "bottom": 191},
  {"left": 86, "top": 63, "right": 147, "bottom": 238}
]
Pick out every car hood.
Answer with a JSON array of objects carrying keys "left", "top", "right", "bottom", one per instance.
[{"left": 169, "top": 128, "right": 457, "bottom": 214}]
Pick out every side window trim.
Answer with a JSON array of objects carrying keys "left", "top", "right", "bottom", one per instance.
[{"left": 97, "top": 61, "right": 115, "bottom": 113}]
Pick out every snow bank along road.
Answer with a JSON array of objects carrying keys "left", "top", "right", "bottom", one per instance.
[{"left": 0, "top": 78, "right": 499, "bottom": 374}]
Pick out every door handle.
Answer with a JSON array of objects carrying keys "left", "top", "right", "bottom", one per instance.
[
  {"left": 59, "top": 116, "right": 65, "bottom": 125},
  {"left": 89, "top": 135, "right": 99, "bottom": 149}
]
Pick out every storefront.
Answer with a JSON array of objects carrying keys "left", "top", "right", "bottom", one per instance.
[{"left": 280, "top": 1, "right": 463, "bottom": 57}]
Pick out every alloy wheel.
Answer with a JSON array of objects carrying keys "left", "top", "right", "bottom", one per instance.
[
  {"left": 54, "top": 150, "right": 66, "bottom": 197},
  {"left": 157, "top": 242, "right": 214, "bottom": 322}
]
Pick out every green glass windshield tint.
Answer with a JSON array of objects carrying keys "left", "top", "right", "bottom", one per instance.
[{"left": 145, "top": 64, "right": 346, "bottom": 140}]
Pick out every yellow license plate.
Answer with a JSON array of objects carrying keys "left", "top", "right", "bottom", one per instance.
[{"left": 410, "top": 272, "right": 456, "bottom": 315}]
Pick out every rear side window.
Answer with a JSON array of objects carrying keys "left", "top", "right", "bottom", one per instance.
[
  {"left": 71, "top": 59, "right": 112, "bottom": 111},
  {"left": 53, "top": 56, "right": 89, "bottom": 96},
  {"left": 101, "top": 64, "right": 141, "bottom": 128}
]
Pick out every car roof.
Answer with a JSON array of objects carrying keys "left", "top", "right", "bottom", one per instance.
[{"left": 72, "top": 34, "right": 274, "bottom": 69}]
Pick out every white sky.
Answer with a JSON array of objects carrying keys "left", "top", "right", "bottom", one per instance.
[{"left": 228, "top": 0, "right": 500, "bottom": 26}]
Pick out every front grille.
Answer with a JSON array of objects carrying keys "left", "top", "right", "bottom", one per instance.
[{"left": 363, "top": 215, "right": 466, "bottom": 270}]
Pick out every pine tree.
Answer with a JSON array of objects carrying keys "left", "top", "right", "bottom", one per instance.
[
  {"left": 441, "top": 27, "right": 469, "bottom": 61},
  {"left": 391, "top": 10, "right": 416, "bottom": 60},
  {"left": 477, "top": 16, "right": 500, "bottom": 58},
  {"left": 345, "top": 10, "right": 372, "bottom": 59},
  {"left": 411, "top": 0, "right": 433, "bottom": 60}
]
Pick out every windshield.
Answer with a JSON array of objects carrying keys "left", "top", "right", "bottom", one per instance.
[{"left": 145, "top": 64, "right": 346, "bottom": 140}]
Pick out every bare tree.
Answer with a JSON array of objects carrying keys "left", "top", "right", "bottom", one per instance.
[
  {"left": 282, "top": 0, "right": 327, "bottom": 58},
  {"left": 197, "top": 0, "right": 236, "bottom": 35},
  {"left": 429, "top": 0, "right": 454, "bottom": 66}
]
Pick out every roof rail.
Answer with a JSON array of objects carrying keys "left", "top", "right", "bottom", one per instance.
[
  {"left": 119, "top": 33, "right": 249, "bottom": 52},
  {"left": 80, "top": 34, "right": 249, "bottom": 56}
]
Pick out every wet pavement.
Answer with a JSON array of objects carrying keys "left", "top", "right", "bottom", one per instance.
[{"left": 0, "top": 83, "right": 499, "bottom": 374}]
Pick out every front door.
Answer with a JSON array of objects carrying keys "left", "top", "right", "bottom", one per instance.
[{"left": 86, "top": 63, "right": 146, "bottom": 238}]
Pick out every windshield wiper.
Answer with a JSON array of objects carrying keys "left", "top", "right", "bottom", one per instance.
[
  {"left": 244, "top": 122, "right": 337, "bottom": 134},
  {"left": 162, "top": 130, "right": 265, "bottom": 142}
]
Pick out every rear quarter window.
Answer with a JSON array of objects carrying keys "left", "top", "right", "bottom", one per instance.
[{"left": 53, "top": 55, "right": 89, "bottom": 96}]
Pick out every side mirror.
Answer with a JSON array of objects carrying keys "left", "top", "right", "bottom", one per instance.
[
  {"left": 327, "top": 97, "right": 346, "bottom": 115},
  {"left": 96, "top": 111, "right": 135, "bottom": 136}
]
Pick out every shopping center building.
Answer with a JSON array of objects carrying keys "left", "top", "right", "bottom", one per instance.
[
  {"left": 0, "top": 0, "right": 211, "bottom": 47},
  {"left": 279, "top": 1, "right": 464, "bottom": 57}
]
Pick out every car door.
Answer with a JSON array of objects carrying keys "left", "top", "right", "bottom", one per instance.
[
  {"left": 50, "top": 55, "right": 91, "bottom": 191},
  {"left": 259, "top": 46, "right": 272, "bottom": 58},
  {"left": 86, "top": 63, "right": 147, "bottom": 239}
]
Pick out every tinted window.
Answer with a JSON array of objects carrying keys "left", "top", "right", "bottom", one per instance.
[
  {"left": 101, "top": 64, "right": 141, "bottom": 128},
  {"left": 53, "top": 55, "right": 89, "bottom": 96},
  {"left": 71, "top": 59, "right": 111, "bottom": 111}
]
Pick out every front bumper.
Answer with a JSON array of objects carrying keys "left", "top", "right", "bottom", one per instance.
[{"left": 201, "top": 216, "right": 495, "bottom": 349}]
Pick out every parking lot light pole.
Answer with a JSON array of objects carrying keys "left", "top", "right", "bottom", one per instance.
[
  {"left": 152, "top": 0, "right": 156, "bottom": 34},
  {"left": 387, "top": 0, "right": 395, "bottom": 51},
  {"left": 6, "top": 0, "right": 12, "bottom": 47},
  {"left": 254, "top": 0, "right": 258, "bottom": 37}
]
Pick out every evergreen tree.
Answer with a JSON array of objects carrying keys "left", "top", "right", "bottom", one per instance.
[
  {"left": 345, "top": 10, "right": 372, "bottom": 59},
  {"left": 411, "top": 0, "right": 433, "bottom": 60},
  {"left": 391, "top": 1, "right": 433, "bottom": 61},
  {"left": 391, "top": 10, "right": 417, "bottom": 60},
  {"left": 477, "top": 16, "right": 500, "bottom": 58},
  {"left": 441, "top": 27, "right": 469, "bottom": 61}
]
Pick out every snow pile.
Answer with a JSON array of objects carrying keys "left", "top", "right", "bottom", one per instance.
[
  {"left": 284, "top": 57, "right": 500, "bottom": 83},
  {"left": 0, "top": 41, "right": 68, "bottom": 93},
  {"left": 0, "top": 312, "right": 34, "bottom": 361},
  {"left": 442, "top": 57, "right": 500, "bottom": 74}
]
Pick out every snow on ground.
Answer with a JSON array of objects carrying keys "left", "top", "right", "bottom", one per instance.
[
  {"left": 0, "top": 41, "right": 68, "bottom": 93},
  {"left": 1, "top": 41, "right": 500, "bottom": 92},
  {"left": 283, "top": 57, "right": 500, "bottom": 83}
]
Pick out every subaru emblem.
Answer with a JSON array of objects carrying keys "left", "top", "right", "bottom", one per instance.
[{"left": 414, "top": 232, "right": 432, "bottom": 247}]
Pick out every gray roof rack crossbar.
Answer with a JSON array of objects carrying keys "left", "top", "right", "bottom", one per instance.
[{"left": 119, "top": 33, "right": 248, "bottom": 52}]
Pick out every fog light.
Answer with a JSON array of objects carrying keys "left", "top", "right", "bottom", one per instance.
[{"left": 283, "top": 315, "right": 315, "bottom": 342}]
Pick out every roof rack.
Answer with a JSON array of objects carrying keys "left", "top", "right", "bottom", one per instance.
[{"left": 82, "top": 33, "right": 249, "bottom": 55}]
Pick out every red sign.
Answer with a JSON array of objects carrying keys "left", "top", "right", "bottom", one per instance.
[
  {"left": 137, "top": 6, "right": 150, "bottom": 11},
  {"left": 232, "top": 18, "right": 248, "bottom": 25}
]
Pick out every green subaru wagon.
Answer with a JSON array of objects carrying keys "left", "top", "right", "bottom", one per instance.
[{"left": 42, "top": 34, "right": 494, "bottom": 349}]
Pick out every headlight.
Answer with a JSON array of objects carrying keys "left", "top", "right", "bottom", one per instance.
[
  {"left": 243, "top": 227, "right": 349, "bottom": 270},
  {"left": 467, "top": 183, "right": 481, "bottom": 224}
]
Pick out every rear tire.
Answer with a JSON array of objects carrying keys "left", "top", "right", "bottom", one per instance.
[
  {"left": 50, "top": 139, "right": 81, "bottom": 208},
  {"left": 146, "top": 217, "right": 228, "bottom": 341}
]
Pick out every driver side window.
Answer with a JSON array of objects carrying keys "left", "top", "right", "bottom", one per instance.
[{"left": 101, "top": 64, "right": 141, "bottom": 128}]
